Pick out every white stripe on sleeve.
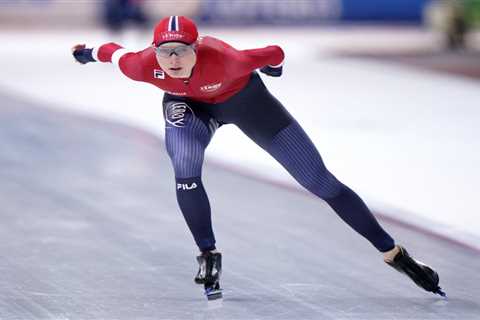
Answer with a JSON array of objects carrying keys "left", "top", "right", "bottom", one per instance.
[
  {"left": 91, "top": 46, "right": 99, "bottom": 61},
  {"left": 269, "top": 60, "right": 284, "bottom": 68}
]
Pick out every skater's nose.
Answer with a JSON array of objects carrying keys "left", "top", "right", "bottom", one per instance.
[{"left": 168, "top": 54, "right": 182, "bottom": 63}]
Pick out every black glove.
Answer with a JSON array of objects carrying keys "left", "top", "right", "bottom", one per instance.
[
  {"left": 260, "top": 64, "right": 283, "bottom": 77},
  {"left": 72, "top": 44, "right": 96, "bottom": 64}
]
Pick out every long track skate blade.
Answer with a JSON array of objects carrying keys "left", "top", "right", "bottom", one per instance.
[
  {"left": 205, "top": 288, "right": 222, "bottom": 301},
  {"left": 435, "top": 288, "right": 447, "bottom": 298}
]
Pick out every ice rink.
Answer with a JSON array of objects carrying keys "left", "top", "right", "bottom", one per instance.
[
  {"left": 1, "top": 25, "right": 480, "bottom": 319},
  {"left": 1, "top": 91, "right": 480, "bottom": 319},
  {"left": 1, "top": 27, "right": 479, "bottom": 248}
]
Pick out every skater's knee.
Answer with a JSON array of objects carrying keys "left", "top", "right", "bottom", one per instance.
[
  {"left": 170, "top": 153, "right": 204, "bottom": 178},
  {"left": 300, "top": 170, "right": 343, "bottom": 199},
  {"left": 306, "top": 182, "right": 343, "bottom": 199}
]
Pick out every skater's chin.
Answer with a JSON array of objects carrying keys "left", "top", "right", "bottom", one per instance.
[{"left": 168, "top": 68, "right": 183, "bottom": 76}]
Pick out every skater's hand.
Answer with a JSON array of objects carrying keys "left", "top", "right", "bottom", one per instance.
[
  {"left": 260, "top": 64, "right": 283, "bottom": 77},
  {"left": 71, "top": 44, "right": 96, "bottom": 64}
]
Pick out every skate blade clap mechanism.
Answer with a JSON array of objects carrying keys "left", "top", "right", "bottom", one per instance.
[
  {"left": 386, "top": 246, "right": 446, "bottom": 297},
  {"left": 195, "top": 252, "right": 223, "bottom": 300}
]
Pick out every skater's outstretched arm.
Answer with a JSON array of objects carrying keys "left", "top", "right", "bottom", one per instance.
[
  {"left": 71, "top": 43, "right": 145, "bottom": 81},
  {"left": 223, "top": 43, "right": 285, "bottom": 77}
]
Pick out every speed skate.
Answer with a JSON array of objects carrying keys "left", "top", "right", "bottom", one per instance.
[{"left": 194, "top": 251, "right": 223, "bottom": 300}]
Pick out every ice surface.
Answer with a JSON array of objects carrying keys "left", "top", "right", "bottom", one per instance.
[{"left": 1, "top": 93, "right": 479, "bottom": 319}]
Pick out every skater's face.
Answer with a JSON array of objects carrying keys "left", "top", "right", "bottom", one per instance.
[{"left": 154, "top": 42, "right": 197, "bottom": 78}]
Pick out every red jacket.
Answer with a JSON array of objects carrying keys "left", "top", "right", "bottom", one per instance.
[{"left": 94, "top": 36, "right": 284, "bottom": 104}]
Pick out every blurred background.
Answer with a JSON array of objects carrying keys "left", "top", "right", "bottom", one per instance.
[
  {"left": 2, "top": 0, "right": 480, "bottom": 50},
  {"left": 1, "top": 1, "right": 480, "bottom": 318}
]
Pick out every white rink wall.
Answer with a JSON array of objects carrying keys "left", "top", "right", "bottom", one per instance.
[{"left": 1, "top": 27, "right": 479, "bottom": 250}]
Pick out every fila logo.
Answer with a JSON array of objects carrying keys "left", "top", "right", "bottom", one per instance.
[
  {"left": 154, "top": 69, "right": 165, "bottom": 79},
  {"left": 200, "top": 82, "right": 222, "bottom": 93},
  {"left": 177, "top": 182, "right": 198, "bottom": 190}
]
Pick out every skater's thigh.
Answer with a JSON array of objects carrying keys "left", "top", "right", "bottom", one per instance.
[
  {"left": 229, "top": 74, "right": 294, "bottom": 149},
  {"left": 163, "top": 97, "right": 217, "bottom": 144},
  {"left": 163, "top": 97, "right": 217, "bottom": 177}
]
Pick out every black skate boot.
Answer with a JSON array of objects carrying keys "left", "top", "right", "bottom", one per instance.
[
  {"left": 194, "top": 251, "right": 222, "bottom": 300},
  {"left": 386, "top": 246, "right": 446, "bottom": 297}
]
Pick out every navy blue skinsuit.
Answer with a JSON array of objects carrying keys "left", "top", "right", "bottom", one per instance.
[{"left": 163, "top": 72, "right": 395, "bottom": 253}]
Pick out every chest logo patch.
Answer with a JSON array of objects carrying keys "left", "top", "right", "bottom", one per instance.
[
  {"left": 200, "top": 82, "right": 222, "bottom": 93},
  {"left": 154, "top": 69, "right": 165, "bottom": 79}
]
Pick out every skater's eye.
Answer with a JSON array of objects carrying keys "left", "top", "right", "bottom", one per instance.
[
  {"left": 174, "top": 46, "right": 191, "bottom": 56},
  {"left": 155, "top": 45, "right": 193, "bottom": 58}
]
